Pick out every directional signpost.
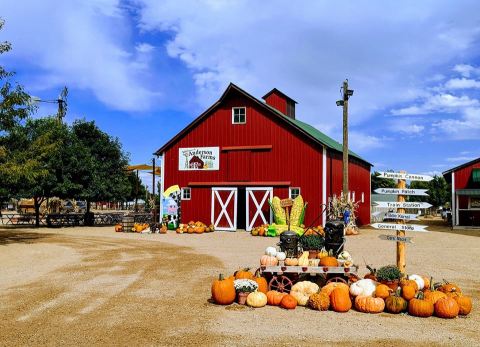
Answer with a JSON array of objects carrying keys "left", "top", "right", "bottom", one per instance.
[
  {"left": 374, "top": 188, "right": 428, "bottom": 196},
  {"left": 384, "top": 212, "right": 418, "bottom": 221},
  {"left": 371, "top": 171, "right": 431, "bottom": 274},
  {"left": 374, "top": 201, "right": 432, "bottom": 209},
  {"left": 379, "top": 234, "right": 413, "bottom": 243},
  {"left": 376, "top": 172, "right": 434, "bottom": 182}
]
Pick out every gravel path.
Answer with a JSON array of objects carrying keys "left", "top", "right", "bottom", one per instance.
[{"left": 0, "top": 225, "right": 478, "bottom": 346}]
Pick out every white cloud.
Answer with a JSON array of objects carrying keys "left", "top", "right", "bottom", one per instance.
[
  {"left": 446, "top": 156, "right": 476, "bottom": 162},
  {"left": 432, "top": 107, "right": 480, "bottom": 140},
  {"left": 349, "top": 131, "right": 387, "bottom": 152},
  {"left": 134, "top": 0, "right": 480, "bottom": 130},
  {"left": 453, "top": 64, "right": 480, "bottom": 77},
  {"left": 0, "top": 0, "right": 160, "bottom": 112},
  {"left": 444, "top": 78, "right": 480, "bottom": 89},
  {"left": 391, "top": 94, "right": 479, "bottom": 115}
]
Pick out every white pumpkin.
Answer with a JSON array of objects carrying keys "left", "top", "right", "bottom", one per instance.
[
  {"left": 408, "top": 274, "right": 425, "bottom": 290},
  {"left": 265, "top": 246, "right": 277, "bottom": 257},
  {"left": 276, "top": 251, "right": 286, "bottom": 261},
  {"left": 349, "top": 278, "right": 377, "bottom": 297},
  {"left": 290, "top": 281, "right": 320, "bottom": 306}
]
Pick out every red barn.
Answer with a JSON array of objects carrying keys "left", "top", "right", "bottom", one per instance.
[
  {"left": 155, "top": 83, "right": 372, "bottom": 231},
  {"left": 443, "top": 157, "right": 480, "bottom": 227}
]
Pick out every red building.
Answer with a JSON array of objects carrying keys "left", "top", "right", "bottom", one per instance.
[
  {"left": 443, "top": 158, "right": 480, "bottom": 227},
  {"left": 155, "top": 83, "right": 372, "bottom": 231}
]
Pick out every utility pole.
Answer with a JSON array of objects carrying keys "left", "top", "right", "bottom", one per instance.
[
  {"left": 342, "top": 80, "right": 349, "bottom": 198},
  {"left": 336, "top": 80, "right": 354, "bottom": 199},
  {"left": 152, "top": 157, "right": 156, "bottom": 224}
]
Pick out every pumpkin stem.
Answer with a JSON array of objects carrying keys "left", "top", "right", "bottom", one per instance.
[
  {"left": 395, "top": 287, "right": 401, "bottom": 297},
  {"left": 219, "top": 274, "right": 224, "bottom": 281}
]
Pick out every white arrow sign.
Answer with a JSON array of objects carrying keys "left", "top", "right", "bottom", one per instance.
[
  {"left": 371, "top": 223, "right": 428, "bottom": 232},
  {"left": 377, "top": 172, "right": 434, "bottom": 182},
  {"left": 374, "top": 201, "right": 432, "bottom": 209},
  {"left": 384, "top": 212, "right": 419, "bottom": 221},
  {"left": 374, "top": 188, "right": 428, "bottom": 196},
  {"left": 379, "top": 234, "right": 414, "bottom": 243}
]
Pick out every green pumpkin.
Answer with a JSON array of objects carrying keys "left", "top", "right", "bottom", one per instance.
[{"left": 385, "top": 293, "right": 408, "bottom": 314}]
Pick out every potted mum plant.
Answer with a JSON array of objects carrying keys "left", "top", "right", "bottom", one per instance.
[
  {"left": 300, "top": 234, "right": 325, "bottom": 259},
  {"left": 376, "top": 265, "right": 403, "bottom": 290},
  {"left": 233, "top": 279, "right": 258, "bottom": 305}
]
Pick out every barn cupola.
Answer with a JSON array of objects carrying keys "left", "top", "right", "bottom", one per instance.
[{"left": 262, "top": 88, "right": 298, "bottom": 119}]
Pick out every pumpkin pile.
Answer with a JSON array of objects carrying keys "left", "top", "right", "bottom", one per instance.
[
  {"left": 210, "top": 267, "right": 473, "bottom": 318},
  {"left": 132, "top": 223, "right": 149, "bottom": 233},
  {"left": 176, "top": 221, "right": 215, "bottom": 234}
]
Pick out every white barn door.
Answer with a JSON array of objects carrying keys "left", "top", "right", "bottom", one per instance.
[
  {"left": 211, "top": 187, "right": 237, "bottom": 231},
  {"left": 246, "top": 187, "right": 273, "bottom": 231}
]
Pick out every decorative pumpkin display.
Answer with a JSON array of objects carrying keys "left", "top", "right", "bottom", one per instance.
[
  {"left": 408, "top": 274, "right": 425, "bottom": 291},
  {"left": 375, "top": 284, "right": 391, "bottom": 299},
  {"left": 453, "top": 295, "right": 472, "bottom": 316},
  {"left": 290, "top": 281, "right": 320, "bottom": 306},
  {"left": 317, "top": 247, "right": 329, "bottom": 259},
  {"left": 246, "top": 291, "right": 267, "bottom": 308},
  {"left": 349, "top": 279, "right": 378, "bottom": 297},
  {"left": 187, "top": 227, "right": 195, "bottom": 234},
  {"left": 265, "top": 246, "right": 277, "bottom": 257},
  {"left": 234, "top": 268, "right": 254, "bottom": 280},
  {"left": 437, "top": 280, "right": 462, "bottom": 296},
  {"left": 408, "top": 292, "right": 434, "bottom": 318},
  {"left": 308, "top": 292, "right": 330, "bottom": 311},
  {"left": 284, "top": 258, "right": 299, "bottom": 266},
  {"left": 280, "top": 294, "right": 298, "bottom": 309},
  {"left": 176, "top": 227, "right": 183, "bottom": 234},
  {"left": 266, "top": 290, "right": 286, "bottom": 306},
  {"left": 425, "top": 290, "right": 447, "bottom": 305},
  {"left": 114, "top": 224, "right": 123, "bottom": 232},
  {"left": 434, "top": 297, "right": 459, "bottom": 319},
  {"left": 385, "top": 289, "right": 408, "bottom": 314},
  {"left": 321, "top": 282, "right": 350, "bottom": 297},
  {"left": 211, "top": 274, "right": 236, "bottom": 305},
  {"left": 254, "top": 274, "right": 268, "bottom": 294},
  {"left": 330, "top": 287, "right": 352, "bottom": 312},
  {"left": 260, "top": 255, "right": 278, "bottom": 266},
  {"left": 298, "top": 252, "right": 310, "bottom": 266},
  {"left": 401, "top": 284, "right": 417, "bottom": 301},
  {"left": 319, "top": 250, "right": 338, "bottom": 267},
  {"left": 354, "top": 295, "right": 385, "bottom": 314},
  {"left": 276, "top": 252, "right": 286, "bottom": 262}
]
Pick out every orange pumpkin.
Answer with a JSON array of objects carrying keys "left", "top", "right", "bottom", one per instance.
[
  {"left": 453, "top": 295, "right": 472, "bottom": 316},
  {"left": 354, "top": 295, "right": 385, "bottom": 313},
  {"left": 254, "top": 274, "right": 268, "bottom": 294},
  {"left": 211, "top": 274, "right": 236, "bottom": 305},
  {"left": 176, "top": 228, "right": 183, "bottom": 234},
  {"left": 422, "top": 276, "right": 430, "bottom": 290},
  {"left": 187, "top": 227, "right": 195, "bottom": 234},
  {"left": 402, "top": 285, "right": 417, "bottom": 301},
  {"left": 434, "top": 297, "right": 459, "bottom": 319},
  {"left": 330, "top": 287, "right": 352, "bottom": 312},
  {"left": 280, "top": 294, "right": 297, "bottom": 309},
  {"left": 400, "top": 278, "right": 418, "bottom": 292},
  {"left": 258, "top": 227, "right": 266, "bottom": 237},
  {"left": 160, "top": 225, "right": 167, "bottom": 234},
  {"left": 425, "top": 290, "right": 447, "bottom": 305},
  {"left": 438, "top": 280, "right": 462, "bottom": 296},
  {"left": 114, "top": 224, "right": 123, "bottom": 232},
  {"left": 375, "top": 284, "right": 391, "bottom": 299},
  {"left": 284, "top": 258, "right": 299, "bottom": 266},
  {"left": 234, "top": 268, "right": 254, "bottom": 280},
  {"left": 266, "top": 290, "right": 286, "bottom": 306},
  {"left": 319, "top": 256, "right": 338, "bottom": 267},
  {"left": 408, "top": 292, "right": 434, "bottom": 318},
  {"left": 320, "top": 282, "right": 349, "bottom": 297}
]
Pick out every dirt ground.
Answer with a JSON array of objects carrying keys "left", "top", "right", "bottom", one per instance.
[{"left": 0, "top": 221, "right": 479, "bottom": 346}]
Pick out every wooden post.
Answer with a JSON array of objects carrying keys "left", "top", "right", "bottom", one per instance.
[
  {"left": 342, "top": 80, "right": 349, "bottom": 198},
  {"left": 397, "top": 170, "right": 406, "bottom": 274}
]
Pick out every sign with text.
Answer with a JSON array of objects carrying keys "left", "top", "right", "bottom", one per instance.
[
  {"left": 280, "top": 198, "right": 293, "bottom": 208},
  {"left": 371, "top": 223, "right": 428, "bottom": 232},
  {"left": 377, "top": 172, "right": 433, "bottom": 182},
  {"left": 384, "top": 212, "right": 419, "bottom": 221},
  {"left": 374, "top": 201, "right": 432, "bottom": 209},
  {"left": 374, "top": 188, "right": 428, "bottom": 196},
  {"left": 179, "top": 147, "right": 220, "bottom": 171},
  {"left": 379, "top": 234, "right": 413, "bottom": 243}
]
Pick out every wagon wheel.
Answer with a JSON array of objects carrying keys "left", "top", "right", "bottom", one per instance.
[
  {"left": 325, "top": 276, "right": 348, "bottom": 284},
  {"left": 268, "top": 275, "right": 293, "bottom": 293}
]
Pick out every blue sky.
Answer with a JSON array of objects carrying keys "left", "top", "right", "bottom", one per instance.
[{"left": 1, "top": 1, "right": 479, "bottom": 187}]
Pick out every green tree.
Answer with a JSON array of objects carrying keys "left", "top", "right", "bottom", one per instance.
[
  {"left": 71, "top": 120, "right": 130, "bottom": 221},
  {"left": 409, "top": 176, "right": 450, "bottom": 208},
  {"left": 371, "top": 171, "right": 396, "bottom": 192},
  {"left": 126, "top": 171, "right": 147, "bottom": 203}
]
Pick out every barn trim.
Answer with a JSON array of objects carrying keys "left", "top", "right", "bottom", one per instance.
[{"left": 154, "top": 83, "right": 372, "bottom": 167}]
